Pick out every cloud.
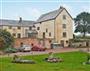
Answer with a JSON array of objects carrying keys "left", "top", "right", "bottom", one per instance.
[
  {"left": 13, "top": 7, "right": 42, "bottom": 20},
  {"left": 61, "top": 4, "right": 72, "bottom": 12},
  {"left": 24, "top": 8, "right": 41, "bottom": 20},
  {"left": 81, "top": 6, "right": 90, "bottom": 13},
  {"left": 61, "top": 4, "right": 74, "bottom": 17},
  {"left": 30, "top": 8, "right": 41, "bottom": 18}
]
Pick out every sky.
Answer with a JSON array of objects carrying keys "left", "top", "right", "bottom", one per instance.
[{"left": 0, "top": 0, "right": 90, "bottom": 21}]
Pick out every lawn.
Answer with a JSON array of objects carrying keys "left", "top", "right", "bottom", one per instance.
[{"left": 0, "top": 52, "right": 90, "bottom": 71}]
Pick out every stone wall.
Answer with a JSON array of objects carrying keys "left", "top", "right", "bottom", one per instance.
[
  {"left": 70, "top": 41, "right": 90, "bottom": 47},
  {"left": 14, "top": 38, "right": 51, "bottom": 49}
]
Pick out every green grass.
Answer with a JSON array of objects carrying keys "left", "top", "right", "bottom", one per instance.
[{"left": 0, "top": 52, "right": 90, "bottom": 71}]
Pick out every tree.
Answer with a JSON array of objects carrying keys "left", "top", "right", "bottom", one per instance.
[
  {"left": 74, "top": 12, "right": 90, "bottom": 37},
  {"left": 0, "top": 29, "right": 14, "bottom": 49},
  {"left": 0, "top": 37, "right": 4, "bottom": 49}
]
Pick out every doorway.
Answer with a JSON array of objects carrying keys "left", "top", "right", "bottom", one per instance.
[{"left": 61, "top": 40, "right": 64, "bottom": 47}]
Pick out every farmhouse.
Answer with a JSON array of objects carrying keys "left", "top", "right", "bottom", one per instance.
[
  {"left": 0, "top": 18, "right": 38, "bottom": 47},
  {"left": 35, "top": 6, "right": 73, "bottom": 47},
  {"left": 0, "top": 6, "right": 73, "bottom": 48}
]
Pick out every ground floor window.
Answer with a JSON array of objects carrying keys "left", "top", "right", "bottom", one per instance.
[
  {"left": 66, "top": 40, "right": 68, "bottom": 44},
  {"left": 49, "top": 32, "right": 51, "bottom": 37},
  {"left": 28, "top": 33, "right": 37, "bottom": 38},
  {"left": 12, "top": 33, "right": 16, "bottom": 37},
  {"left": 17, "top": 33, "right": 21, "bottom": 38}
]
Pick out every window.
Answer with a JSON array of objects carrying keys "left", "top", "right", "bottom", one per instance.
[
  {"left": 12, "top": 33, "right": 16, "bottom": 37},
  {"left": 29, "top": 26, "right": 32, "bottom": 30},
  {"left": 49, "top": 32, "right": 51, "bottom": 37},
  {"left": 49, "top": 40, "right": 52, "bottom": 43},
  {"left": 33, "top": 25, "right": 35, "bottom": 28},
  {"left": 63, "top": 15, "right": 66, "bottom": 19},
  {"left": 61, "top": 40, "right": 64, "bottom": 47},
  {"left": 63, "top": 32, "right": 67, "bottom": 37},
  {"left": 63, "top": 24, "right": 66, "bottom": 28},
  {"left": 20, "top": 42, "right": 23, "bottom": 47},
  {"left": 17, "top": 26, "right": 21, "bottom": 29},
  {"left": 28, "top": 33, "right": 32, "bottom": 38},
  {"left": 43, "top": 32, "right": 45, "bottom": 38},
  {"left": 17, "top": 33, "right": 21, "bottom": 38},
  {"left": 40, "top": 22, "right": 42, "bottom": 24},
  {"left": 37, "top": 27, "right": 40, "bottom": 30},
  {"left": 9, "top": 26, "right": 12, "bottom": 29},
  {"left": 66, "top": 40, "right": 68, "bottom": 43},
  {"left": 46, "top": 28, "right": 48, "bottom": 32}
]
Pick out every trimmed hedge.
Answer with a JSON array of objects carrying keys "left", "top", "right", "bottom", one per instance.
[{"left": 70, "top": 39, "right": 90, "bottom": 42}]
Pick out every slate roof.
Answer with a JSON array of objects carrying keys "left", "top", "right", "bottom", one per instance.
[
  {"left": 37, "top": 7, "right": 63, "bottom": 23},
  {"left": 37, "top": 6, "right": 73, "bottom": 23},
  {"left": 0, "top": 19, "right": 35, "bottom": 27}
]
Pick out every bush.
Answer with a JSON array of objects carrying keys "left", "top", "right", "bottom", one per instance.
[
  {"left": 0, "top": 30, "right": 14, "bottom": 50},
  {"left": 70, "top": 39, "right": 90, "bottom": 43}
]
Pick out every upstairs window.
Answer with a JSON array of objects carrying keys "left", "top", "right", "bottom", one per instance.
[
  {"left": 29, "top": 26, "right": 32, "bottom": 30},
  {"left": 63, "top": 15, "right": 66, "bottom": 20},
  {"left": 17, "top": 26, "right": 21, "bottom": 29},
  {"left": 37, "top": 27, "right": 40, "bottom": 30},
  {"left": 9, "top": 26, "right": 12, "bottom": 29},
  {"left": 33, "top": 25, "right": 35, "bottom": 28},
  {"left": 63, "top": 24, "right": 66, "bottom": 28},
  {"left": 46, "top": 28, "right": 48, "bottom": 32},
  {"left": 40, "top": 22, "right": 42, "bottom": 24},
  {"left": 63, "top": 32, "right": 67, "bottom": 37}
]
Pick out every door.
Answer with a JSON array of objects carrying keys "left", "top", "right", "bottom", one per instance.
[
  {"left": 61, "top": 40, "right": 64, "bottom": 47},
  {"left": 43, "top": 32, "right": 45, "bottom": 46}
]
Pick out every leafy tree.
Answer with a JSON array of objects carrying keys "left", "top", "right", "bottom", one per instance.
[
  {"left": 74, "top": 12, "right": 90, "bottom": 37},
  {"left": 0, "top": 37, "right": 4, "bottom": 49},
  {"left": 0, "top": 29, "right": 14, "bottom": 49}
]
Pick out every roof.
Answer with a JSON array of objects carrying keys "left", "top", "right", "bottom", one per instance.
[
  {"left": 37, "top": 7, "right": 73, "bottom": 23},
  {"left": 0, "top": 19, "right": 35, "bottom": 27}
]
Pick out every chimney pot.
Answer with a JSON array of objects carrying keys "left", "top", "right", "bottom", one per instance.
[{"left": 19, "top": 17, "right": 22, "bottom": 23}]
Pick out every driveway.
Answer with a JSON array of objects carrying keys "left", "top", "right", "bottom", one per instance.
[{"left": 0, "top": 47, "right": 89, "bottom": 58}]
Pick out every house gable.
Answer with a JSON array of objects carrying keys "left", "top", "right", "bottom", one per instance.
[
  {"left": 36, "top": 7, "right": 73, "bottom": 23},
  {"left": 54, "top": 8, "right": 73, "bottom": 43}
]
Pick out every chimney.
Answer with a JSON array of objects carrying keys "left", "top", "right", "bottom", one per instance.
[
  {"left": 19, "top": 17, "right": 22, "bottom": 23},
  {"left": 59, "top": 6, "right": 64, "bottom": 9}
]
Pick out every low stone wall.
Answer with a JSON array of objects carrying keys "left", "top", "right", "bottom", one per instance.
[
  {"left": 89, "top": 42, "right": 90, "bottom": 46},
  {"left": 14, "top": 38, "right": 39, "bottom": 48},
  {"left": 38, "top": 39, "right": 51, "bottom": 48},
  {"left": 70, "top": 41, "right": 90, "bottom": 47},
  {"left": 14, "top": 38, "right": 51, "bottom": 48}
]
